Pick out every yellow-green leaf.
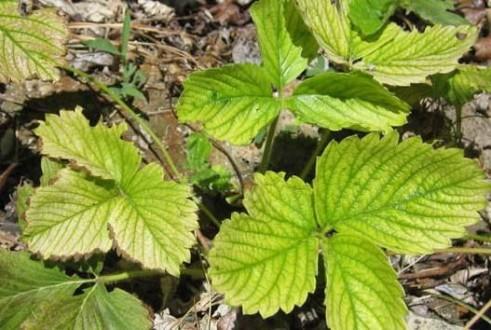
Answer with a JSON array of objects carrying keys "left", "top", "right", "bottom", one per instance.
[
  {"left": 289, "top": 71, "right": 409, "bottom": 133},
  {"left": 0, "top": 0, "right": 68, "bottom": 82},
  {"left": 176, "top": 64, "right": 281, "bottom": 145},
  {"left": 353, "top": 25, "right": 478, "bottom": 86},
  {"left": 209, "top": 172, "right": 319, "bottom": 317},
  {"left": 296, "top": 0, "right": 351, "bottom": 63},
  {"left": 323, "top": 235, "right": 406, "bottom": 330},
  {"left": 314, "top": 133, "right": 489, "bottom": 253}
]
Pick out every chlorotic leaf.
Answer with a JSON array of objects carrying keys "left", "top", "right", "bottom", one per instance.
[
  {"left": 296, "top": 0, "right": 351, "bottom": 63},
  {"left": 251, "top": 0, "right": 309, "bottom": 88},
  {"left": 314, "top": 133, "right": 489, "bottom": 254},
  {"left": 0, "top": 250, "right": 151, "bottom": 330},
  {"left": 323, "top": 235, "right": 406, "bottom": 330},
  {"left": 27, "top": 110, "right": 198, "bottom": 274},
  {"left": 35, "top": 108, "right": 141, "bottom": 185},
  {"left": 441, "top": 66, "right": 491, "bottom": 106},
  {"left": 348, "top": 0, "right": 397, "bottom": 36},
  {"left": 176, "top": 64, "right": 281, "bottom": 145},
  {"left": 401, "top": 0, "right": 469, "bottom": 26},
  {"left": 209, "top": 172, "right": 319, "bottom": 317},
  {"left": 289, "top": 71, "right": 409, "bottom": 133},
  {"left": 24, "top": 169, "right": 116, "bottom": 258},
  {"left": 353, "top": 25, "right": 478, "bottom": 86},
  {"left": 0, "top": 0, "right": 68, "bottom": 82},
  {"left": 109, "top": 163, "right": 198, "bottom": 276}
]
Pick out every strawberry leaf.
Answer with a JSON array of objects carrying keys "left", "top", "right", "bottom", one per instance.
[
  {"left": 0, "top": 0, "right": 68, "bottom": 82},
  {"left": 314, "top": 133, "right": 489, "bottom": 253},
  {"left": 0, "top": 250, "right": 151, "bottom": 330},
  {"left": 251, "top": 0, "right": 309, "bottom": 88},
  {"left": 289, "top": 71, "right": 409, "bottom": 133},
  {"left": 209, "top": 172, "right": 319, "bottom": 317},
  {"left": 177, "top": 64, "right": 281, "bottom": 145},
  {"left": 323, "top": 235, "right": 406, "bottom": 330},
  {"left": 26, "top": 110, "right": 198, "bottom": 274}
]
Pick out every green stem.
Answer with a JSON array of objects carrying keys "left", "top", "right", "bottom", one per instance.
[
  {"left": 96, "top": 270, "right": 163, "bottom": 284},
  {"left": 259, "top": 116, "right": 279, "bottom": 173},
  {"left": 465, "top": 233, "right": 491, "bottom": 244},
  {"left": 435, "top": 247, "right": 491, "bottom": 255},
  {"left": 300, "top": 130, "right": 331, "bottom": 180},
  {"left": 64, "top": 66, "right": 181, "bottom": 180},
  {"left": 197, "top": 198, "right": 221, "bottom": 227}
]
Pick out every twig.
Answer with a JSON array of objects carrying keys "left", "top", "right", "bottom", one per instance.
[
  {"left": 0, "top": 163, "right": 18, "bottom": 194},
  {"left": 465, "top": 299, "right": 491, "bottom": 329}
]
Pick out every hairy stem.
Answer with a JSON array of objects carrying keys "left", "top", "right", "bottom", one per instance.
[
  {"left": 300, "top": 130, "right": 331, "bottom": 180},
  {"left": 259, "top": 116, "right": 279, "bottom": 173},
  {"left": 96, "top": 270, "right": 163, "bottom": 284},
  {"left": 65, "top": 66, "right": 181, "bottom": 180}
]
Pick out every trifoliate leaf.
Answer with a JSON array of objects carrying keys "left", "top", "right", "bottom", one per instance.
[
  {"left": 0, "top": 0, "right": 68, "bottom": 82},
  {"left": 401, "top": 0, "right": 469, "bottom": 26},
  {"left": 348, "top": 0, "right": 398, "bottom": 36},
  {"left": 296, "top": 0, "right": 351, "bottom": 63},
  {"left": 289, "top": 71, "right": 409, "bottom": 133},
  {"left": 0, "top": 250, "right": 151, "bottom": 330},
  {"left": 27, "top": 110, "right": 198, "bottom": 274},
  {"left": 323, "top": 235, "right": 406, "bottom": 330},
  {"left": 35, "top": 108, "right": 141, "bottom": 185},
  {"left": 176, "top": 64, "right": 281, "bottom": 145},
  {"left": 251, "top": 0, "right": 309, "bottom": 88},
  {"left": 209, "top": 172, "right": 319, "bottom": 317},
  {"left": 314, "top": 133, "right": 489, "bottom": 254},
  {"left": 353, "top": 25, "right": 478, "bottom": 86},
  {"left": 439, "top": 66, "right": 491, "bottom": 106}
]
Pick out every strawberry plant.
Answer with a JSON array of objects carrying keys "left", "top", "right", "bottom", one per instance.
[{"left": 1, "top": 0, "right": 491, "bottom": 329}]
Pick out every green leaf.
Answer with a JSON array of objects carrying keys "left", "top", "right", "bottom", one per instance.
[
  {"left": 284, "top": 0, "right": 319, "bottom": 60},
  {"left": 323, "top": 235, "right": 406, "bottom": 330},
  {"left": 83, "top": 38, "right": 120, "bottom": 55},
  {"left": 121, "top": 9, "right": 131, "bottom": 64},
  {"left": 289, "top": 71, "right": 410, "bottom": 133},
  {"left": 401, "top": 0, "right": 469, "bottom": 26},
  {"left": 353, "top": 25, "right": 478, "bottom": 86},
  {"left": 348, "top": 0, "right": 398, "bottom": 36},
  {"left": 296, "top": 0, "right": 351, "bottom": 63},
  {"left": 0, "top": 0, "right": 68, "bottom": 82},
  {"left": 27, "top": 110, "right": 198, "bottom": 274},
  {"left": 440, "top": 66, "right": 491, "bottom": 106},
  {"left": 251, "top": 0, "right": 309, "bottom": 88},
  {"left": 314, "top": 133, "right": 489, "bottom": 253},
  {"left": 24, "top": 284, "right": 151, "bottom": 330},
  {"left": 0, "top": 250, "right": 151, "bottom": 330},
  {"left": 35, "top": 108, "right": 141, "bottom": 185},
  {"left": 177, "top": 64, "right": 281, "bottom": 145},
  {"left": 209, "top": 172, "right": 319, "bottom": 317}
]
